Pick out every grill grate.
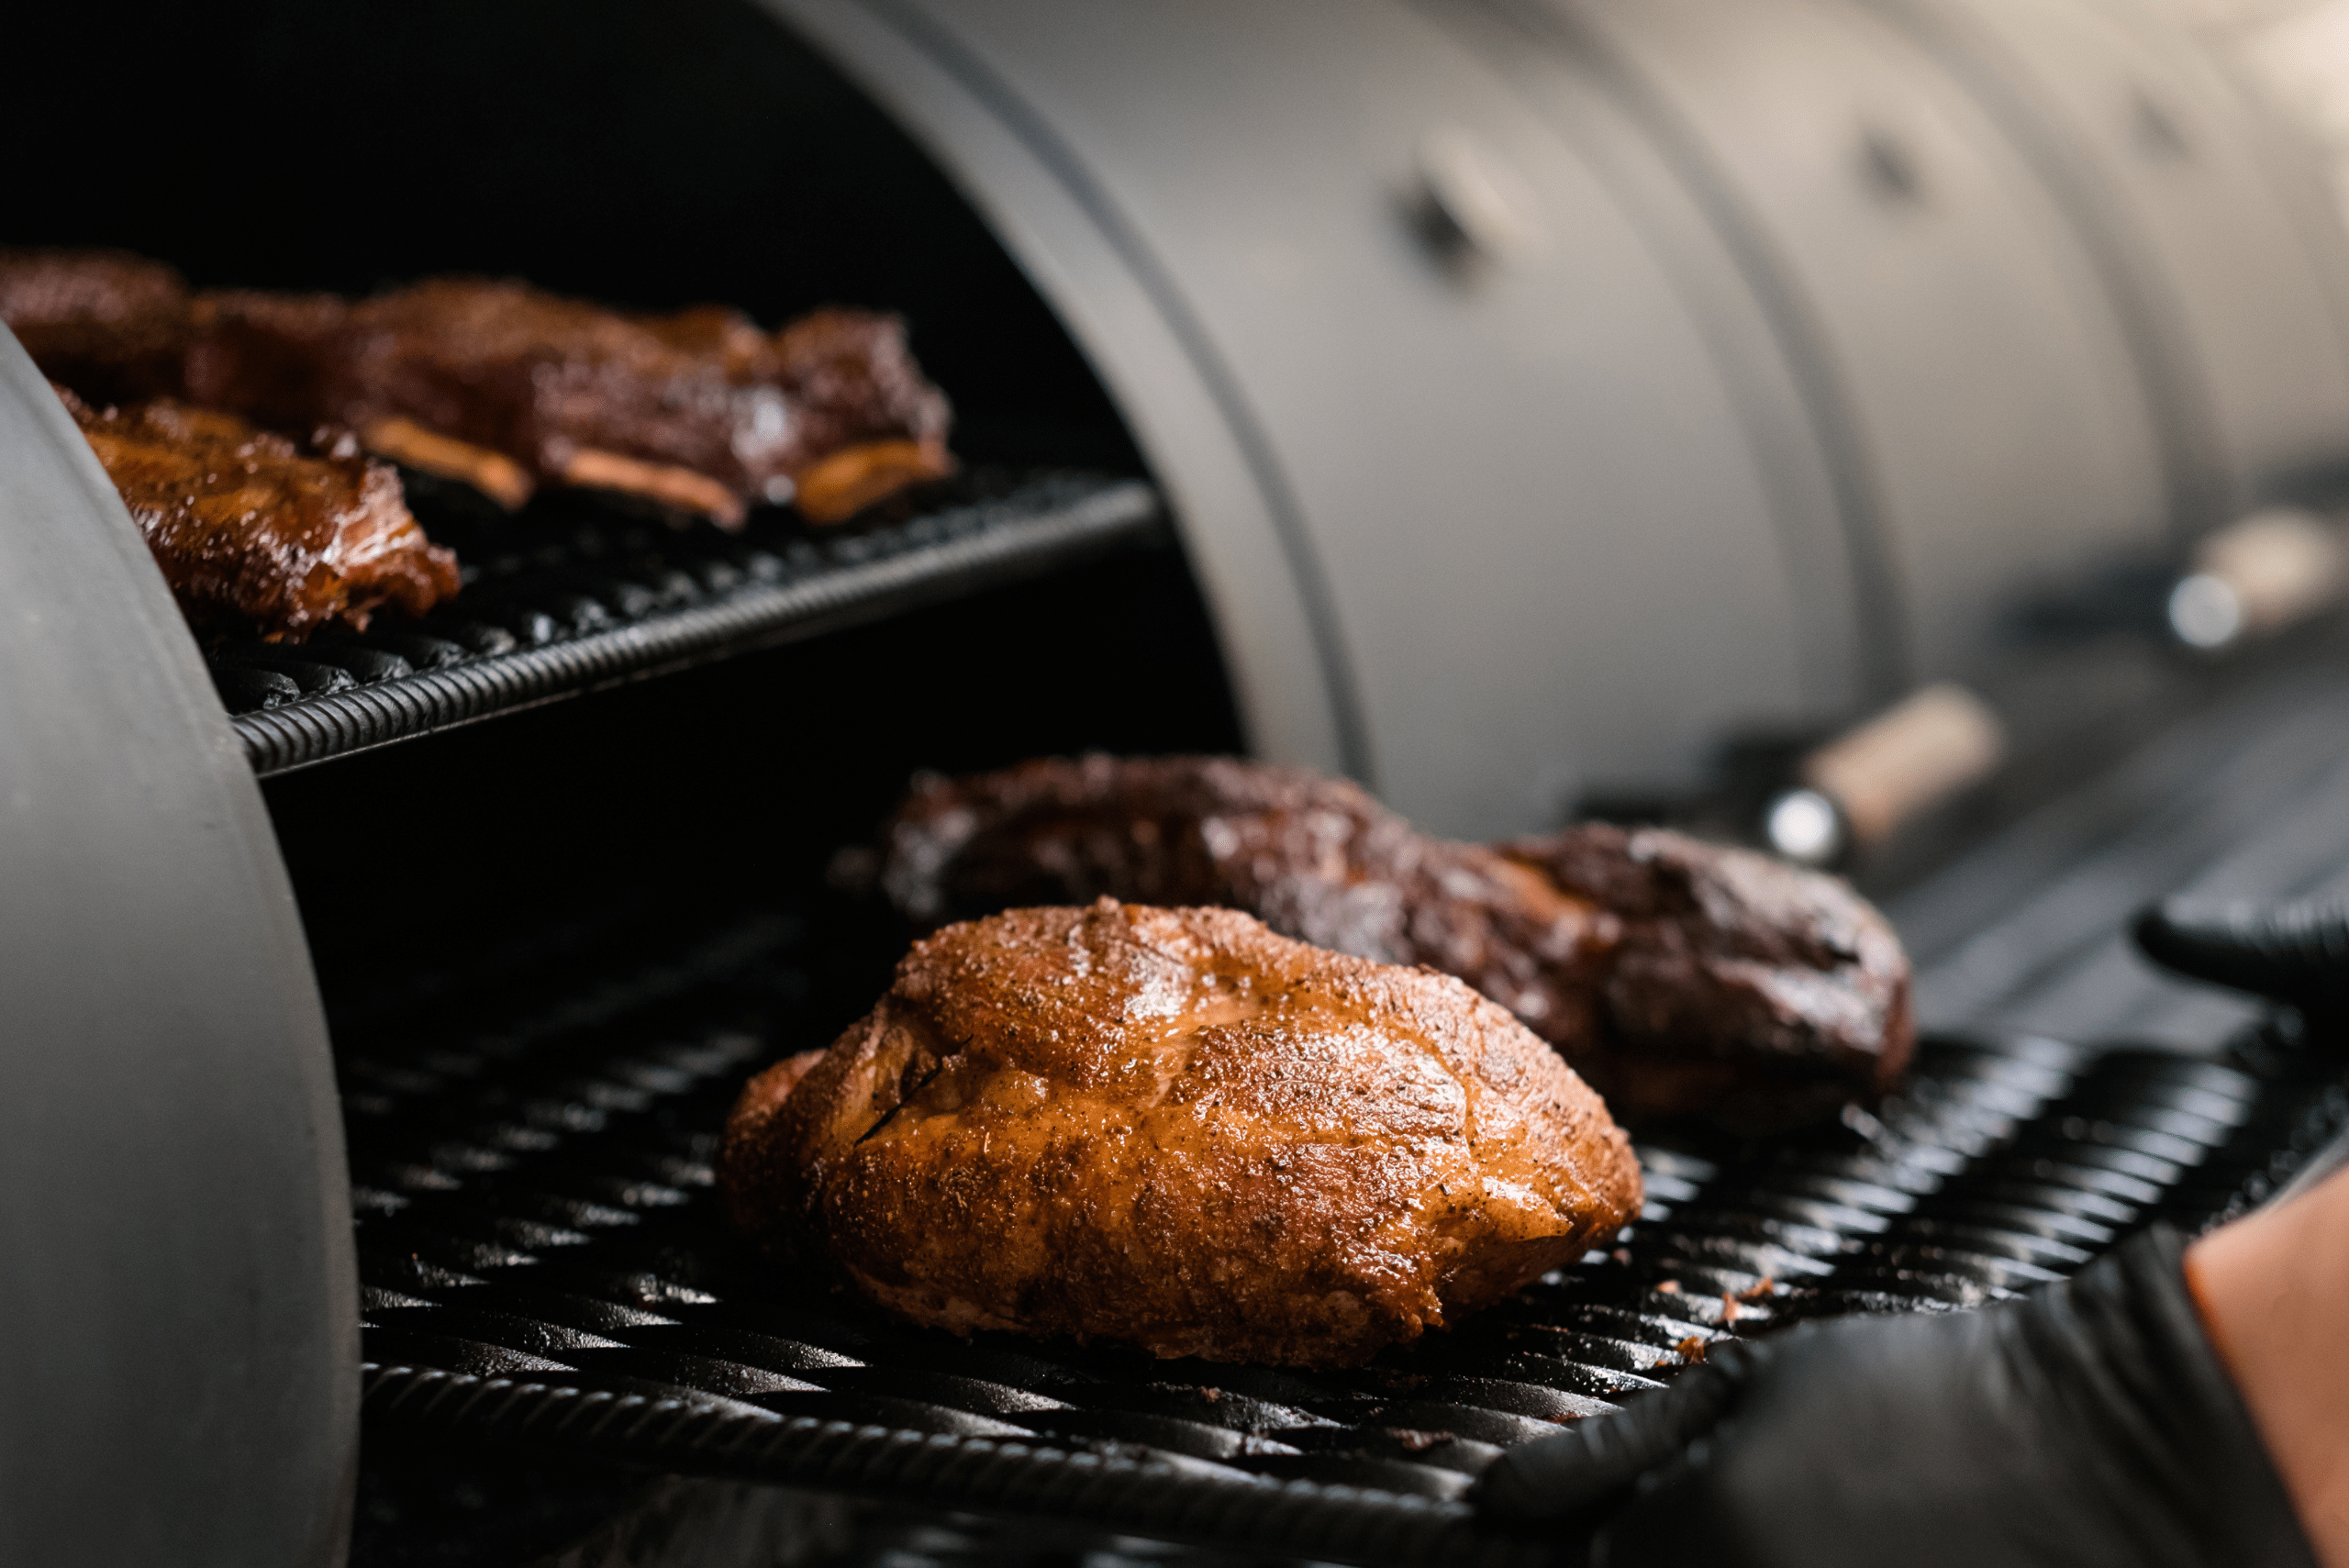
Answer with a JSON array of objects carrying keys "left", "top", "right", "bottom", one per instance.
[
  {"left": 210, "top": 471, "right": 1165, "bottom": 777},
  {"left": 344, "top": 909, "right": 2349, "bottom": 1567}
]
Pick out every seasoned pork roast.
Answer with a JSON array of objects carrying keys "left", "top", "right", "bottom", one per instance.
[{"left": 719, "top": 899, "right": 1641, "bottom": 1367}]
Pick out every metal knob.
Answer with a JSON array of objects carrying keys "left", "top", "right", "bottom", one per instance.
[
  {"left": 1764, "top": 683, "right": 2007, "bottom": 863},
  {"left": 2167, "top": 506, "right": 2349, "bottom": 651},
  {"left": 1411, "top": 127, "right": 1548, "bottom": 269}
]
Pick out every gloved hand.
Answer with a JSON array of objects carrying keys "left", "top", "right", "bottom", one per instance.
[
  {"left": 2133, "top": 895, "right": 2349, "bottom": 1016},
  {"left": 2134, "top": 891, "right": 2349, "bottom": 1204},
  {"left": 1475, "top": 1227, "right": 2319, "bottom": 1567}
]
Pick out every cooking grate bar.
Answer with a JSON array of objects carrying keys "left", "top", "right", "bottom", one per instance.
[
  {"left": 361, "top": 1365, "right": 1540, "bottom": 1568},
  {"left": 213, "top": 472, "right": 1164, "bottom": 776}
]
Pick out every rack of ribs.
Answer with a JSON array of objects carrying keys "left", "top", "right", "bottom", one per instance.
[
  {"left": 54, "top": 385, "right": 459, "bottom": 642},
  {"left": 0, "top": 250, "right": 955, "bottom": 526},
  {"left": 187, "top": 280, "right": 954, "bottom": 525},
  {"left": 871, "top": 754, "right": 1915, "bottom": 1131}
]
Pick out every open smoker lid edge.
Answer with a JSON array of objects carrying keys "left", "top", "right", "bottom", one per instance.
[
  {"left": 0, "top": 329, "right": 359, "bottom": 1568},
  {"left": 761, "top": 0, "right": 1365, "bottom": 786}
]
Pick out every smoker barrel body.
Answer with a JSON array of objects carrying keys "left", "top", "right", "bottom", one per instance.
[
  {"left": 772, "top": 0, "right": 2349, "bottom": 836},
  {"left": 0, "top": 336, "right": 359, "bottom": 1567},
  {"left": 1542, "top": 0, "right": 2180, "bottom": 686},
  {"left": 1527, "top": 0, "right": 2349, "bottom": 672},
  {"left": 1874, "top": 0, "right": 2349, "bottom": 527}
]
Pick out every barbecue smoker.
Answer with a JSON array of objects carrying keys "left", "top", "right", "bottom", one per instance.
[{"left": 8, "top": 1, "right": 2349, "bottom": 1564}]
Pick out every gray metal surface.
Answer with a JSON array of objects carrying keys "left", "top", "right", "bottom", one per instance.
[
  {"left": 1864, "top": 0, "right": 2349, "bottom": 533},
  {"left": 771, "top": 0, "right": 1833, "bottom": 839},
  {"left": 1429, "top": 0, "right": 1894, "bottom": 712},
  {"left": 1545, "top": 0, "right": 2173, "bottom": 688},
  {"left": 0, "top": 337, "right": 358, "bottom": 1566},
  {"left": 763, "top": 0, "right": 2349, "bottom": 839}
]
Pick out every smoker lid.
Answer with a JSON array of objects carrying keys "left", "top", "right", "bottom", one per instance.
[
  {"left": 0, "top": 331, "right": 358, "bottom": 1566},
  {"left": 769, "top": 0, "right": 1857, "bottom": 838}
]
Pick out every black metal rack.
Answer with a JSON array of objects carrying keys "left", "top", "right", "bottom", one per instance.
[
  {"left": 341, "top": 901, "right": 2349, "bottom": 1568},
  {"left": 211, "top": 471, "right": 1166, "bottom": 776}
]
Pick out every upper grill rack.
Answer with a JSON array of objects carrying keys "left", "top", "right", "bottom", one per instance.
[
  {"left": 210, "top": 470, "right": 1164, "bottom": 776},
  {"left": 343, "top": 908, "right": 2349, "bottom": 1568}
]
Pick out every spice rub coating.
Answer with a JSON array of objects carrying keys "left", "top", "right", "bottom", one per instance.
[
  {"left": 58, "top": 386, "right": 458, "bottom": 640},
  {"left": 874, "top": 755, "right": 1913, "bottom": 1130},
  {"left": 718, "top": 899, "right": 1640, "bottom": 1367}
]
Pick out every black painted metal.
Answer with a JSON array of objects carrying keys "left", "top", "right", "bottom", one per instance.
[
  {"left": 0, "top": 332, "right": 359, "bottom": 1565},
  {"left": 342, "top": 906, "right": 2348, "bottom": 1567},
  {"left": 217, "top": 472, "right": 1165, "bottom": 776}
]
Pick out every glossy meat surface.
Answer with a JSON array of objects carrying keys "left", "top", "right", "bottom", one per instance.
[
  {"left": 0, "top": 248, "right": 194, "bottom": 404},
  {"left": 5, "top": 249, "right": 956, "bottom": 524},
  {"left": 186, "top": 279, "right": 954, "bottom": 522},
  {"left": 877, "top": 753, "right": 1617, "bottom": 1040},
  {"left": 875, "top": 756, "right": 1913, "bottom": 1129},
  {"left": 58, "top": 386, "right": 459, "bottom": 641},
  {"left": 719, "top": 900, "right": 1640, "bottom": 1367},
  {"left": 1499, "top": 823, "right": 1913, "bottom": 1128}
]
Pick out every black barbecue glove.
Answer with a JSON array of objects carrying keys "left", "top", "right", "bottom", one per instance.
[
  {"left": 1475, "top": 1227, "right": 2318, "bottom": 1568},
  {"left": 2134, "top": 894, "right": 2349, "bottom": 1018}
]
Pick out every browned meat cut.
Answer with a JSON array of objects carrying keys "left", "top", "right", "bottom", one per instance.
[
  {"left": 3, "top": 249, "right": 958, "bottom": 525},
  {"left": 873, "top": 755, "right": 1914, "bottom": 1130},
  {"left": 877, "top": 752, "right": 1621, "bottom": 1048},
  {"left": 186, "top": 278, "right": 955, "bottom": 524},
  {"left": 56, "top": 386, "right": 459, "bottom": 641},
  {"left": 718, "top": 899, "right": 1641, "bottom": 1367},
  {"left": 0, "top": 248, "right": 195, "bottom": 405},
  {"left": 1497, "top": 823, "right": 1913, "bottom": 1129}
]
